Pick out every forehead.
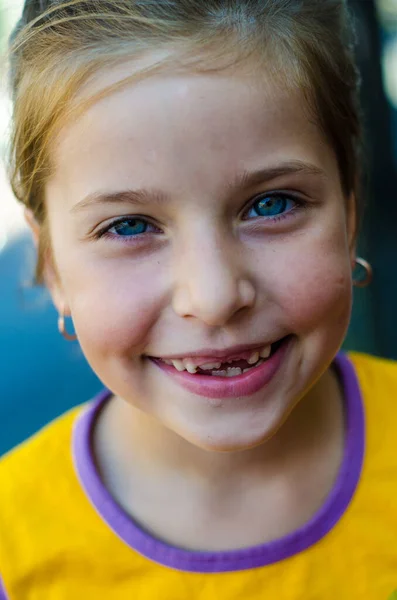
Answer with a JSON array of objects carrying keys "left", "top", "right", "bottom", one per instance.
[{"left": 48, "top": 61, "right": 340, "bottom": 198}]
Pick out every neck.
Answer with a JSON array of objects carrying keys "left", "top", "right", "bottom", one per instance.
[{"left": 93, "top": 366, "right": 345, "bottom": 550}]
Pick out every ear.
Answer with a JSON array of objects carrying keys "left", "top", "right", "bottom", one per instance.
[
  {"left": 24, "top": 208, "right": 40, "bottom": 245},
  {"left": 24, "top": 209, "right": 71, "bottom": 316},
  {"left": 346, "top": 192, "right": 357, "bottom": 266}
]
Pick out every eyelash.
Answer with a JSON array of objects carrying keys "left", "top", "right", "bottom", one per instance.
[
  {"left": 94, "top": 216, "right": 161, "bottom": 242},
  {"left": 93, "top": 192, "right": 307, "bottom": 243},
  {"left": 242, "top": 192, "right": 305, "bottom": 224}
]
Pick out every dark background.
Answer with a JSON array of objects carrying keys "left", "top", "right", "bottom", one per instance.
[{"left": 0, "top": 0, "right": 396, "bottom": 455}]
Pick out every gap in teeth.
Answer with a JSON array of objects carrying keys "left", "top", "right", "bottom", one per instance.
[
  {"left": 210, "top": 360, "right": 265, "bottom": 377},
  {"left": 161, "top": 343, "right": 273, "bottom": 373}
]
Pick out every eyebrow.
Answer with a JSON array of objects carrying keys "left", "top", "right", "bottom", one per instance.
[
  {"left": 71, "top": 160, "right": 327, "bottom": 213},
  {"left": 233, "top": 160, "right": 328, "bottom": 190}
]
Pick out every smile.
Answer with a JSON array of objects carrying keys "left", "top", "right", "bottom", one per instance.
[{"left": 149, "top": 336, "right": 292, "bottom": 399}]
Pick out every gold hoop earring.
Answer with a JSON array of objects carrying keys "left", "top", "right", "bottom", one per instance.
[
  {"left": 58, "top": 311, "right": 77, "bottom": 341},
  {"left": 353, "top": 257, "right": 373, "bottom": 288}
]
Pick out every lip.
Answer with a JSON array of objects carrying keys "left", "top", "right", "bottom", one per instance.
[{"left": 150, "top": 336, "right": 293, "bottom": 400}]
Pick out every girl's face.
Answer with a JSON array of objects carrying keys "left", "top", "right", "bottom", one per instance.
[{"left": 43, "top": 62, "right": 355, "bottom": 451}]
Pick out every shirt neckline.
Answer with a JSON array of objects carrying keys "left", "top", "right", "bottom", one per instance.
[{"left": 72, "top": 352, "right": 365, "bottom": 573}]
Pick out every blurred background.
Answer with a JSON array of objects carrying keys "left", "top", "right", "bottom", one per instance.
[{"left": 0, "top": 0, "right": 396, "bottom": 455}]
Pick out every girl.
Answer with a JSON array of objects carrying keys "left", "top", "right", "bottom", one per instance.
[{"left": 1, "top": 0, "right": 396, "bottom": 597}]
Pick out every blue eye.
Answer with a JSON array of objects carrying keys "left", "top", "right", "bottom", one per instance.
[
  {"left": 95, "top": 216, "right": 160, "bottom": 242},
  {"left": 109, "top": 218, "right": 150, "bottom": 237},
  {"left": 246, "top": 194, "right": 296, "bottom": 219}
]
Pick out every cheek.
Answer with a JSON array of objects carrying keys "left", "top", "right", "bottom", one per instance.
[
  {"left": 59, "top": 256, "right": 167, "bottom": 355},
  {"left": 284, "top": 261, "right": 352, "bottom": 332},
  {"left": 266, "top": 231, "right": 353, "bottom": 334}
]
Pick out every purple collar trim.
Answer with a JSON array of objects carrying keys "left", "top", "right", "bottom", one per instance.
[
  {"left": 0, "top": 577, "right": 8, "bottom": 600},
  {"left": 72, "top": 353, "right": 365, "bottom": 573}
]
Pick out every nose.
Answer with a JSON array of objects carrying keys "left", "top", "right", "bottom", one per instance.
[{"left": 172, "top": 231, "right": 256, "bottom": 327}]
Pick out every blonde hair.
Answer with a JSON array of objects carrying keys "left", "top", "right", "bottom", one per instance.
[{"left": 8, "top": 0, "right": 362, "bottom": 283}]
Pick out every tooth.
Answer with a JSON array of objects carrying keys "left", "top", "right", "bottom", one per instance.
[
  {"left": 248, "top": 352, "right": 259, "bottom": 365},
  {"left": 259, "top": 346, "right": 271, "bottom": 359},
  {"left": 226, "top": 367, "right": 242, "bottom": 377},
  {"left": 163, "top": 359, "right": 173, "bottom": 365},
  {"left": 184, "top": 361, "right": 198, "bottom": 374},
  {"left": 200, "top": 362, "right": 222, "bottom": 371},
  {"left": 172, "top": 359, "right": 185, "bottom": 371},
  {"left": 212, "top": 369, "right": 227, "bottom": 377},
  {"left": 212, "top": 367, "right": 242, "bottom": 377}
]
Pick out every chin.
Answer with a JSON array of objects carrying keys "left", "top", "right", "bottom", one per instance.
[{"left": 178, "top": 425, "right": 278, "bottom": 453}]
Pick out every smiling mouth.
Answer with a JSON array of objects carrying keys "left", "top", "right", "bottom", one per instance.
[{"left": 149, "top": 337, "right": 289, "bottom": 378}]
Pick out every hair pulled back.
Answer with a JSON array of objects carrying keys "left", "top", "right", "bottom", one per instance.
[{"left": 8, "top": 0, "right": 362, "bottom": 283}]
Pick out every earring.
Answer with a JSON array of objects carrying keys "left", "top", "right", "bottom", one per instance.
[
  {"left": 58, "top": 309, "right": 77, "bottom": 341},
  {"left": 353, "top": 257, "right": 373, "bottom": 288}
]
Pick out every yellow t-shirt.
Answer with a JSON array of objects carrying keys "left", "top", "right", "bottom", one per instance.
[{"left": 0, "top": 352, "right": 396, "bottom": 599}]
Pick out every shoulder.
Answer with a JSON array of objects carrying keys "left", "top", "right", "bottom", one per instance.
[
  {"left": 0, "top": 402, "right": 90, "bottom": 522},
  {"left": 0, "top": 401, "right": 97, "bottom": 574},
  {"left": 347, "top": 351, "right": 397, "bottom": 398},
  {"left": 347, "top": 352, "right": 397, "bottom": 463},
  {"left": 345, "top": 353, "right": 397, "bottom": 523},
  {"left": 348, "top": 350, "right": 397, "bottom": 373},
  {"left": 0, "top": 396, "right": 116, "bottom": 595},
  {"left": 0, "top": 403, "right": 86, "bottom": 483}
]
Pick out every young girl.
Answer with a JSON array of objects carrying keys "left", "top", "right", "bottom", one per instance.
[{"left": 1, "top": 0, "right": 396, "bottom": 597}]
